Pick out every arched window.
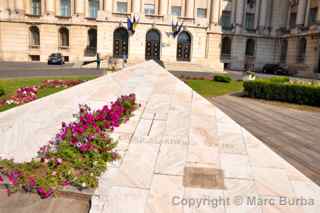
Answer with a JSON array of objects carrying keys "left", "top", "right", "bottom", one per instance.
[
  {"left": 30, "top": 26, "right": 40, "bottom": 47},
  {"left": 145, "top": 29, "right": 161, "bottom": 61},
  {"left": 89, "top": 0, "right": 99, "bottom": 18},
  {"left": 221, "top": 37, "right": 232, "bottom": 58},
  {"left": 59, "top": 27, "right": 69, "bottom": 47},
  {"left": 177, "top": 31, "right": 192, "bottom": 61},
  {"left": 280, "top": 39, "right": 288, "bottom": 63},
  {"left": 86, "top": 28, "right": 97, "bottom": 56},
  {"left": 113, "top": 27, "right": 129, "bottom": 59},
  {"left": 60, "top": 0, "right": 71, "bottom": 16},
  {"left": 297, "top": 38, "right": 306, "bottom": 63},
  {"left": 245, "top": 39, "right": 255, "bottom": 57}
]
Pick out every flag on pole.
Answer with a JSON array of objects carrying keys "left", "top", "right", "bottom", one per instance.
[{"left": 173, "top": 21, "right": 183, "bottom": 38}]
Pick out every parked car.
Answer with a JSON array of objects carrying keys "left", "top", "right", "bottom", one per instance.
[
  {"left": 262, "top": 64, "right": 289, "bottom": 75},
  {"left": 48, "top": 53, "right": 64, "bottom": 65}
]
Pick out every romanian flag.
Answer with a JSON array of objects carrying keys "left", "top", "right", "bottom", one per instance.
[
  {"left": 173, "top": 21, "right": 183, "bottom": 38},
  {"left": 132, "top": 16, "right": 138, "bottom": 32},
  {"left": 127, "top": 16, "right": 133, "bottom": 34}
]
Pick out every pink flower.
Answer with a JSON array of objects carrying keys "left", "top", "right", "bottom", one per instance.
[
  {"left": 37, "top": 187, "right": 54, "bottom": 199},
  {"left": 56, "top": 158, "right": 63, "bottom": 165}
]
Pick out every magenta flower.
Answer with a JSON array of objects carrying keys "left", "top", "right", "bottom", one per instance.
[{"left": 37, "top": 187, "right": 54, "bottom": 199}]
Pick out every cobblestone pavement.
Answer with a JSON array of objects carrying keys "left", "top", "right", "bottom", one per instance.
[{"left": 0, "top": 61, "right": 319, "bottom": 213}]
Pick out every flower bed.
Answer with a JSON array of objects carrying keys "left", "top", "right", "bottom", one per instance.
[
  {"left": 6, "top": 86, "right": 38, "bottom": 105},
  {"left": 3, "top": 80, "right": 85, "bottom": 107},
  {"left": 0, "top": 94, "right": 139, "bottom": 199},
  {"left": 40, "top": 80, "right": 83, "bottom": 89}
]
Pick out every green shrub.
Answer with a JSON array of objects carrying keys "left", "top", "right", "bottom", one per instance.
[
  {"left": 214, "top": 75, "right": 232, "bottom": 83},
  {"left": 243, "top": 80, "right": 320, "bottom": 106},
  {"left": 0, "top": 87, "right": 4, "bottom": 97},
  {"left": 268, "top": 76, "right": 290, "bottom": 83}
]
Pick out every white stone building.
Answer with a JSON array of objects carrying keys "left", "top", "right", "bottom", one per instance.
[{"left": 0, "top": 0, "right": 319, "bottom": 76}]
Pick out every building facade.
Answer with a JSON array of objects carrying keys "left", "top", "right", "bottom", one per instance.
[{"left": 0, "top": 0, "right": 319, "bottom": 76}]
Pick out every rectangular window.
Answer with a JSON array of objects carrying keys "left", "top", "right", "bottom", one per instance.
[
  {"left": 197, "top": 8, "right": 207, "bottom": 18},
  {"left": 60, "top": 0, "right": 71, "bottom": 16},
  {"left": 308, "top": 8, "right": 318, "bottom": 26},
  {"left": 30, "top": 55, "right": 40, "bottom": 61},
  {"left": 116, "top": 2, "right": 128, "bottom": 13},
  {"left": 245, "top": 13, "right": 255, "bottom": 30},
  {"left": 89, "top": 0, "right": 99, "bottom": 18},
  {"left": 171, "top": 6, "right": 181, "bottom": 17},
  {"left": 221, "top": 11, "right": 232, "bottom": 30},
  {"left": 31, "top": 0, "right": 41, "bottom": 16},
  {"left": 144, "top": 4, "right": 155, "bottom": 15},
  {"left": 290, "top": 12, "right": 297, "bottom": 29}
]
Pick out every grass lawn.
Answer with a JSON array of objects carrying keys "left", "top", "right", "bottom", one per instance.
[
  {"left": 185, "top": 79, "right": 243, "bottom": 97},
  {"left": 0, "top": 76, "right": 97, "bottom": 112}
]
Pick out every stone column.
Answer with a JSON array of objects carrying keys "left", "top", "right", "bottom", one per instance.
[
  {"left": 317, "top": 0, "right": 320, "bottom": 24},
  {"left": 235, "top": 0, "right": 244, "bottom": 32},
  {"left": 131, "top": 0, "right": 140, "bottom": 14},
  {"left": 8, "top": 0, "right": 15, "bottom": 11},
  {"left": 231, "top": 0, "right": 236, "bottom": 26},
  {"left": 14, "top": 0, "right": 25, "bottom": 13},
  {"left": 99, "top": 0, "right": 103, "bottom": 10},
  {"left": 254, "top": 0, "right": 261, "bottom": 28},
  {"left": 286, "top": 2, "right": 291, "bottom": 29},
  {"left": 76, "top": 0, "right": 85, "bottom": 15},
  {"left": 104, "top": 0, "right": 112, "bottom": 14},
  {"left": 159, "top": 0, "right": 168, "bottom": 16},
  {"left": 185, "top": 0, "right": 194, "bottom": 18},
  {"left": 46, "top": 0, "right": 55, "bottom": 15},
  {"left": 304, "top": 0, "right": 310, "bottom": 26},
  {"left": 296, "top": 0, "right": 307, "bottom": 27},
  {"left": 259, "top": 0, "right": 268, "bottom": 29},
  {"left": 279, "top": 0, "right": 289, "bottom": 28},
  {"left": 210, "top": 0, "right": 220, "bottom": 26}
]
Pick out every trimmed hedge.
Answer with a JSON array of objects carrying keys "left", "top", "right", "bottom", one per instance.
[
  {"left": 243, "top": 80, "right": 320, "bottom": 106},
  {"left": 0, "top": 87, "right": 4, "bottom": 97},
  {"left": 214, "top": 75, "right": 232, "bottom": 83},
  {"left": 268, "top": 76, "right": 290, "bottom": 83}
]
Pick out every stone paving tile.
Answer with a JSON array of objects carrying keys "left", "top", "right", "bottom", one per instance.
[
  {"left": 100, "top": 186, "right": 149, "bottom": 213},
  {"left": 183, "top": 188, "right": 225, "bottom": 213},
  {"left": 155, "top": 144, "right": 188, "bottom": 176},
  {"left": 253, "top": 167, "right": 294, "bottom": 197},
  {"left": 223, "top": 178, "right": 262, "bottom": 213},
  {"left": 187, "top": 145, "right": 220, "bottom": 168},
  {"left": 145, "top": 175, "right": 184, "bottom": 213},
  {"left": 221, "top": 153, "right": 252, "bottom": 180},
  {"left": 99, "top": 143, "right": 160, "bottom": 189}
]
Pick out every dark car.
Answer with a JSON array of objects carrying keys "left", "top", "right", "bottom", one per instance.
[
  {"left": 48, "top": 53, "right": 64, "bottom": 65},
  {"left": 262, "top": 64, "right": 288, "bottom": 75}
]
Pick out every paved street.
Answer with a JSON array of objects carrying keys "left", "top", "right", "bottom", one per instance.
[
  {"left": 0, "top": 62, "right": 103, "bottom": 78},
  {"left": 212, "top": 95, "right": 320, "bottom": 185}
]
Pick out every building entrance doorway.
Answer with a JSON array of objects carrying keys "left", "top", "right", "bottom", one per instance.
[
  {"left": 145, "top": 29, "right": 161, "bottom": 61},
  {"left": 113, "top": 27, "right": 129, "bottom": 59},
  {"left": 177, "top": 31, "right": 191, "bottom": 61}
]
